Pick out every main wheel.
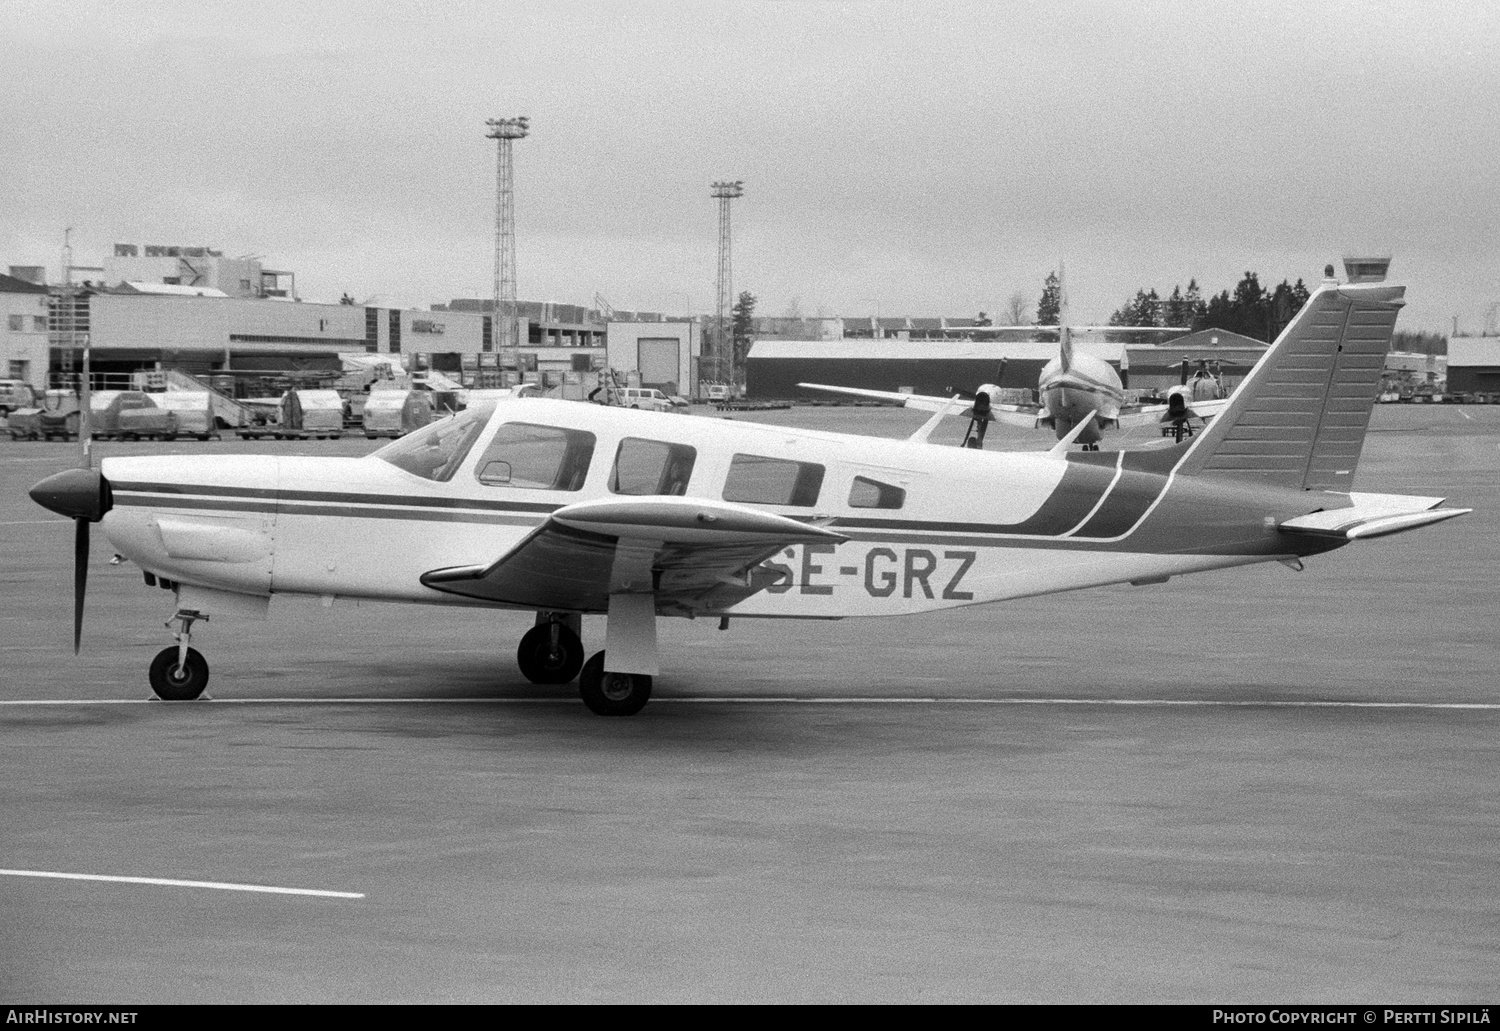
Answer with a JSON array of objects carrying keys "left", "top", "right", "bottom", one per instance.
[
  {"left": 149, "top": 646, "right": 210, "bottom": 701},
  {"left": 578, "top": 651, "right": 651, "bottom": 716},
  {"left": 517, "top": 621, "right": 584, "bottom": 684}
]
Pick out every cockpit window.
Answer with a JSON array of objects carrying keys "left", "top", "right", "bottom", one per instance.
[
  {"left": 848, "top": 476, "right": 905, "bottom": 510},
  {"left": 609, "top": 438, "right": 696, "bottom": 496},
  {"left": 474, "top": 422, "right": 596, "bottom": 490},
  {"left": 374, "top": 403, "right": 493, "bottom": 482},
  {"left": 722, "top": 454, "right": 825, "bottom": 507}
]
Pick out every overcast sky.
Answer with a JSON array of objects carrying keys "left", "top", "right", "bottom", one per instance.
[{"left": 3, "top": 0, "right": 1496, "bottom": 332}]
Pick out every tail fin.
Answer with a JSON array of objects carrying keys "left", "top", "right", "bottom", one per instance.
[{"left": 1176, "top": 281, "right": 1404, "bottom": 491}]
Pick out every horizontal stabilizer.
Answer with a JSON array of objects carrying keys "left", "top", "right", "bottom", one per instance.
[{"left": 1279, "top": 493, "right": 1471, "bottom": 540}]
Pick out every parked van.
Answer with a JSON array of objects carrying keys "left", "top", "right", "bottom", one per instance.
[{"left": 619, "top": 388, "right": 675, "bottom": 413}]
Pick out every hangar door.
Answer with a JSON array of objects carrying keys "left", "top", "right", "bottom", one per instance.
[{"left": 637, "top": 338, "right": 681, "bottom": 393}]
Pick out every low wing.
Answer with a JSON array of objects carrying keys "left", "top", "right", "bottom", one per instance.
[
  {"left": 1279, "top": 493, "right": 1471, "bottom": 540},
  {"left": 420, "top": 496, "right": 846, "bottom": 613},
  {"left": 1115, "top": 397, "right": 1232, "bottom": 428},
  {"left": 797, "top": 382, "right": 1044, "bottom": 428}
]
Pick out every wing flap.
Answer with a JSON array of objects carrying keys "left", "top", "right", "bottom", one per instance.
[{"left": 421, "top": 496, "right": 845, "bottom": 611}]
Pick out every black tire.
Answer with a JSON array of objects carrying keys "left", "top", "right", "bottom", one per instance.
[
  {"left": 578, "top": 651, "right": 651, "bottom": 716},
  {"left": 149, "top": 646, "right": 210, "bottom": 701},
  {"left": 517, "top": 621, "right": 585, "bottom": 684}
]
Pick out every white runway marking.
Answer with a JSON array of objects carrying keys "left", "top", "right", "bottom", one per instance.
[
  {"left": 0, "top": 519, "right": 68, "bottom": 526},
  {"left": 2, "top": 696, "right": 1498, "bottom": 711},
  {"left": 0, "top": 868, "right": 364, "bottom": 899}
]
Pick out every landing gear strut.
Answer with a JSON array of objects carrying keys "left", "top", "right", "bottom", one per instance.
[
  {"left": 517, "top": 615, "right": 584, "bottom": 684},
  {"left": 578, "top": 651, "right": 652, "bottom": 716},
  {"left": 149, "top": 609, "right": 210, "bottom": 700}
]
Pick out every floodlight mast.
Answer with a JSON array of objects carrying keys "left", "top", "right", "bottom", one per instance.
[
  {"left": 711, "top": 179, "right": 744, "bottom": 387},
  {"left": 486, "top": 116, "right": 530, "bottom": 376}
]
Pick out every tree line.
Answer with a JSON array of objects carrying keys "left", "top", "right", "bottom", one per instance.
[{"left": 1099, "top": 273, "right": 1313, "bottom": 343}]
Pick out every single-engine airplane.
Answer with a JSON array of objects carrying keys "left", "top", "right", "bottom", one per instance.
[{"left": 29, "top": 277, "right": 1470, "bottom": 715}]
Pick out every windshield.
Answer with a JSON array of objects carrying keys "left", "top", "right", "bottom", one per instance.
[{"left": 374, "top": 402, "right": 494, "bottom": 481}]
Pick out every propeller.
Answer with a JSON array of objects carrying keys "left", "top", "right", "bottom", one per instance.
[{"left": 30, "top": 468, "right": 113, "bottom": 653}]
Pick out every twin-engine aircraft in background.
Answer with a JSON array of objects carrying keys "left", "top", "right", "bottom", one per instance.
[
  {"left": 30, "top": 277, "right": 1470, "bottom": 716},
  {"left": 800, "top": 329, "right": 1234, "bottom": 450}
]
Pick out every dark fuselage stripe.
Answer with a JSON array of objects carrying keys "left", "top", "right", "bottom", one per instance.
[
  {"left": 109, "top": 481, "right": 561, "bottom": 514},
  {"left": 112, "top": 493, "right": 544, "bottom": 526}
]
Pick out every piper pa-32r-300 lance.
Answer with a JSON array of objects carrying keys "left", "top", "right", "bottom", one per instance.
[{"left": 30, "top": 277, "right": 1470, "bottom": 716}]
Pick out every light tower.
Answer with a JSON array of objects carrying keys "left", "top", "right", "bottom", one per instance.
[
  {"left": 486, "top": 116, "right": 530, "bottom": 369},
  {"left": 711, "top": 179, "right": 744, "bottom": 384}
]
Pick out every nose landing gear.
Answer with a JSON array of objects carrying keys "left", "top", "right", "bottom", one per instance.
[{"left": 149, "top": 609, "right": 210, "bottom": 700}]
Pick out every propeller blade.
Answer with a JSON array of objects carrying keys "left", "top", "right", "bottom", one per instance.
[
  {"left": 1180, "top": 358, "right": 1190, "bottom": 386},
  {"left": 73, "top": 518, "right": 88, "bottom": 654}
]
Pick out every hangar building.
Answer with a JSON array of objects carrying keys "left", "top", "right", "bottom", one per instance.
[{"left": 1446, "top": 338, "right": 1500, "bottom": 395}]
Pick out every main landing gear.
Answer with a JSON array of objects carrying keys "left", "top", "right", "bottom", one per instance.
[
  {"left": 148, "top": 609, "right": 210, "bottom": 700},
  {"left": 578, "top": 652, "right": 651, "bottom": 717},
  {"left": 517, "top": 614, "right": 585, "bottom": 685},
  {"left": 516, "top": 604, "right": 656, "bottom": 716}
]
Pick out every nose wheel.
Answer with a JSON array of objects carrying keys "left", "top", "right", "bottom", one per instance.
[
  {"left": 517, "top": 619, "right": 585, "bottom": 684},
  {"left": 578, "top": 651, "right": 651, "bottom": 716},
  {"left": 149, "top": 608, "right": 210, "bottom": 700},
  {"left": 149, "top": 646, "right": 209, "bottom": 700}
]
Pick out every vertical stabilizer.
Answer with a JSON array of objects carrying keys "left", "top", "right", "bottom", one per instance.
[
  {"left": 1175, "top": 281, "right": 1405, "bottom": 491},
  {"left": 1057, "top": 261, "right": 1072, "bottom": 370}
]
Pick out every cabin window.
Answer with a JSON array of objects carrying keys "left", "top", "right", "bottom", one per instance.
[
  {"left": 610, "top": 438, "right": 696, "bottom": 496},
  {"left": 374, "top": 403, "right": 493, "bottom": 482},
  {"left": 475, "top": 422, "right": 595, "bottom": 490},
  {"left": 722, "top": 454, "right": 825, "bottom": 507},
  {"left": 848, "top": 476, "right": 905, "bottom": 510}
]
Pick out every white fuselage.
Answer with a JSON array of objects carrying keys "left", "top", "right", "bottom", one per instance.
[
  {"left": 98, "top": 398, "right": 1288, "bottom": 622},
  {"left": 1037, "top": 349, "right": 1126, "bottom": 444}
]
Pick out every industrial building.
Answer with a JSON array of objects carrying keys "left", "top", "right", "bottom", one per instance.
[
  {"left": 1446, "top": 338, "right": 1500, "bottom": 395},
  {"left": 1, "top": 271, "right": 51, "bottom": 389},
  {"left": 0, "top": 247, "right": 707, "bottom": 398},
  {"left": 743, "top": 329, "right": 1272, "bottom": 400},
  {"left": 745, "top": 338, "right": 1127, "bottom": 398}
]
